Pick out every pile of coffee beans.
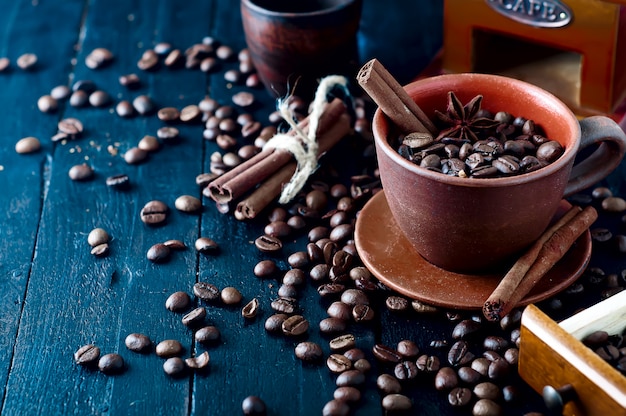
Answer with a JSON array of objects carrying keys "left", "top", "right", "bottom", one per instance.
[
  {"left": 582, "top": 329, "right": 626, "bottom": 375},
  {"left": 395, "top": 111, "right": 564, "bottom": 178}
]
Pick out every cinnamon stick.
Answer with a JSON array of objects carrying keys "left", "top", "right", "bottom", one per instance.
[
  {"left": 357, "top": 58, "right": 437, "bottom": 136},
  {"left": 235, "top": 112, "right": 352, "bottom": 219},
  {"left": 206, "top": 98, "right": 347, "bottom": 204},
  {"left": 483, "top": 205, "right": 598, "bottom": 322}
]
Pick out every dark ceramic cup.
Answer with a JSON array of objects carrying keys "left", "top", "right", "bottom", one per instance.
[
  {"left": 372, "top": 73, "right": 626, "bottom": 273},
  {"left": 240, "top": 0, "right": 362, "bottom": 98}
]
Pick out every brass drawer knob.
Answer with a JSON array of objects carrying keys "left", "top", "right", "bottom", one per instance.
[{"left": 543, "top": 384, "right": 577, "bottom": 413}]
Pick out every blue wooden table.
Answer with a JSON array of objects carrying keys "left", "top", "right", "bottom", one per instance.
[{"left": 1, "top": 1, "right": 624, "bottom": 415}]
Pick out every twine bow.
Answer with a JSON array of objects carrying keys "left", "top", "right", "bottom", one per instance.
[{"left": 263, "top": 75, "right": 349, "bottom": 204}]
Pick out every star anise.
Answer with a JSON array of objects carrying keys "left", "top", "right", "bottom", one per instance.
[{"left": 434, "top": 91, "right": 499, "bottom": 142}]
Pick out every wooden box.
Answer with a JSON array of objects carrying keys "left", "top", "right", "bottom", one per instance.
[
  {"left": 441, "top": 0, "right": 626, "bottom": 119},
  {"left": 519, "top": 290, "right": 626, "bottom": 415}
]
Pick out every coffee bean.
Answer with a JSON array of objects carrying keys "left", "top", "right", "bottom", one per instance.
[
  {"left": 412, "top": 299, "right": 440, "bottom": 314},
  {"left": 452, "top": 319, "right": 482, "bottom": 339},
  {"left": 242, "top": 395, "right": 266, "bottom": 416},
  {"left": 322, "top": 399, "right": 349, "bottom": 416},
  {"left": 416, "top": 354, "right": 441, "bottom": 373},
  {"left": 277, "top": 284, "right": 297, "bottom": 298},
  {"left": 483, "top": 335, "right": 509, "bottom": 352},
  {"left": 394, "top": 360, "right": 419, "bottom": 380},
  {"left": 448, "top": 387, "right": 472, "bottom": 407},
  {"left": 283, "top": 269, "right": 305, "bottom": 286},
  {"left": 140, "top": 200, "right": 168, "bottom": 225},
  {"left": 182, "top": 307, "right": 206, "bottom": 327},
  {"left": 0, "top": 57, "right": 9, "bottom": 72},
  {"left": 372, "top": 344, "right": 402, "bottom": 363},
  {"left": 448, "top": 341, "right": 475, "bottom": 367},
  {"left": 74, "top": 344, "right": 100, "bottom": 366},
  {"left": 287, "top": 251, "right": 309, "bottom": 268},
  {"left": 85, "top": 47, "right": 113, "bottom": 69},
  {"left": 242, "top": 297, "right": 259, "bottom": 319},
  {"left": 329, "top": 224, "right": 353, "bottom": 243},
  {"left": 87, "top": 227, "right": 110, "bottom": 247},
  {"left": 157, "top": 106, "right": 180, "bottom": 122},
  {"left": 254, "top": 259, "right": 278, "bottom": 278},
  {"left": 472, "top": 398, "right": 502, "bottom": 416},
  {"left": 132, "top": 94, "right": 155, "bottom": 115},
  {"left": 17, "top": 53, "right": 37, "bottom": 70},
  {"left": 488, "top": 358, "right": 510, "bottom": 379},
  {"left": 333, "top": 386, "right": 361, "bottom": 403},
  {"left": 124, "top": 147, "right": 148, "bottom": 164},
  {"left": 503, "top": 348, "right": 519, "bottom": 365},
  {"left": 185, "top": 351, "right": 210, "bottom": 370},
  {"left": 89, "top": 90, "right": 111, "bottom": 107},
  {"left": 329, "top": 334, "right": 355, "bottom": 352},
  {"left": 147, "top": 243, "right": 171, "bottom": 263},
  {"left": 352, "top": 304, "right": 375, "bottom": 322},
  {"left": 396, "top": 340, "right": 419, "bottom": 358},
  {"left": 232, "top": 91, "right": 254, "bottom": 107},
  {"left": 473, "top": 382, "right": 501, "bottom": 403},
  {"left": 90, "top": 243, "right": 109, "bottom": 257},
  {"left": 156, "top": 339, "right": 183, "bottom": 358},
  {"left": 69, "top": 90, "right": 89, "bottom": 107},
  {"left": 221, "top": 286, "right": 242, "bottom": 305},
  {"left": 195, "top": 326, "right": 220, "bottom": 344},
  {"left": 37, "top": 95, "right": 58, "bottom": 113},
  {"left": 98, "top": 353, "right": 124, "bottom": 374},
  {"left": 15, "top": 136, "right": 41, "bottom": 154},
  {"left": 68, "top": 163, "right": 94, "bottom": 181},
  {"left": 195, "top": 237, "right": 219, "bottom": 253},
  {"left": 193, "top": 282, "right": 220, "bottom": 302},
  {"left": 457, "top": 366, "right": 481, "bottom": 384},
  {"left": 317, "top": 283, "right": 346, "bottom": 297},
  {"left": 125, "top": 333, "right": 152, "bottom": 353},
  {"left": 174, "top": 195, "right": 202, "bottom": 213},
  {"left": 327, "top": 301, "right": 352, "bottom": 320},
  {"left": 138, "top": 135, "right": 160, "bottom": 152},
  {"left": 386, "top": 295, "right": 409, "bottom": 312},
  {"left": 158, "top": 127, "right": 181, "bottom": 142},
  {"left": 106, "top": 174, "right": 130, "bottom": 189},
  {"left": 319, "top": 317, "right": 346, "bottom": 334},
  {"left": 435, "top": 366, "right": 459, "bottom": 390},
  {"left": 165, "top": 291, "right": 190, "bottom": 312},
  {"left": 295, "top": 341, "right": 323, "bottom": 361},
  {"left": 271, "top": 297, "right": 297, "bottom": 314},
  {"left": 180, "top": 105, "right": 201, "bottom": 123},
  {"left": 381, "top": 394, "right": 412, "bottom": 411},
  {"left": 376, "top": 374, "right": 402, "bottom": 394},
  {"left": 502, "top": 385, "right": 519, "bottom": 403},
  {"left": 119, "top": 73, "right": 141, "bottom": 89},
  {"left": 327, "top": 354, "right": 352, "bottom": 373},
  {"left": 163, "top": 357, "right": 186, "bottom": 376},
  {"left": 341, "top": 289, "right": 369, "bottom": 306},
  {"left": 336, "top": 369, "right": 365, "bottom": 387},
  {"left": 309, "top": 264, "right": 329, "bottom": 282},
  {"left": 264, "top": 313, "right": 288, "bottom": 333}
]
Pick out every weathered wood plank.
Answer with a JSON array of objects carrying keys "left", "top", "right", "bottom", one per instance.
[
  {"left": 3, "top": 0, "right": 212, "bottom": 414},
  {"left": 0, "top": 0, "right": 87, "bottom": 408}
]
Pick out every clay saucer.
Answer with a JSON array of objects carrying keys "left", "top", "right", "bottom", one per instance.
[{"left": 354, "top": 191, "right": 592, "bottom": 310}]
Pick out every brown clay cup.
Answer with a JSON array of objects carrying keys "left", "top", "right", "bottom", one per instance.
[
  {"left": 240, "top": 0, "right": 362, "bottom": 98},
  {"left": 372, "top": 73, "right": 626, "bottom": 273}
]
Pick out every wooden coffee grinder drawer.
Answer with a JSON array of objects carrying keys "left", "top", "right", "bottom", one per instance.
[{"left": 519, "top": 290, "right": 626, "bottom": 415}]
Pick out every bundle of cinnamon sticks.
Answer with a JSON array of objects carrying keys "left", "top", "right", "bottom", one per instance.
[{"left": 203, "top": 98, "right": 352, "bottom": 219}]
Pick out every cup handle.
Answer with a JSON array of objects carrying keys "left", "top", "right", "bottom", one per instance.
[{"left": 564, "top": 116, "right": 626, "bottom": 197}]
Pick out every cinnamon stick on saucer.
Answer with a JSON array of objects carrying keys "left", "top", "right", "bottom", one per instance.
[
  {"left": 357, "top": 58, "right": 437, "bottom": 136},
  {"left": 483, "top": 205, "right": 598, "bottom": 322}
]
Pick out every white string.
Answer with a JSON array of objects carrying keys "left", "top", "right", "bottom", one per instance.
[{"left": 264, "top": 75, "right": 349, "bottom": 204}]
